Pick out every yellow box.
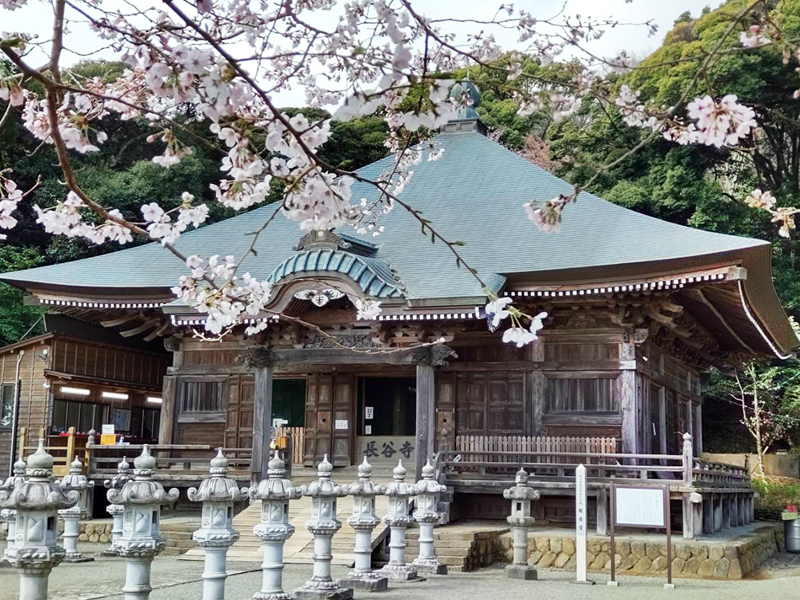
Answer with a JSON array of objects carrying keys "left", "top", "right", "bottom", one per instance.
[{"left": 100, "top": 434, "right": 117, "bottom": 446}]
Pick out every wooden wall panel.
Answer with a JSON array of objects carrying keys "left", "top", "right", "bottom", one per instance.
[{"left": 49, "top": 338, "right": 167, "bottom": 387}]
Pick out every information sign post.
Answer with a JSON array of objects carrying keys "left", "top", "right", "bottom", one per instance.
[
  {"left": 573, "top": 465, "right": 594, "bottom": 585},
  {"left": 608, "top": 482, "right": 674, "bottom": 589}
]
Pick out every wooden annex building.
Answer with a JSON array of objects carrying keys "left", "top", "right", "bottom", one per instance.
[{"left": 1, "top": 85, "right": 796, "bottom": 537}]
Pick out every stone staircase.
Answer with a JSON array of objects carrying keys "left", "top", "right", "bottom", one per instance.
[
  {"left": 160, "top": 520, "right": 200, "bottom": 556},
  {"left": 182, "top": 495, "right": 389, "bottom": 565},
  {"left": 405, "top": 525, "right": 509, "bottom": 572}
]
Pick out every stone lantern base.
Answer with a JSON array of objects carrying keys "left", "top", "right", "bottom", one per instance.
[
  {"left": 377, "top": 564, "right": 421, "bottom": 582},
  {"left": 505, "top": 564, "right": 538, "bottom": 580},
  {"left": 411, "top": 558, "right": 448, "bottom": 575},
  {"left": 293, "top": 580, "right": 354, "bottom": 600},
  {"left": 63, "top": 553, "right": 94, "bottom": 564},
  {"left": 338, "top": 571, "right": 389, "bottom": 592}
]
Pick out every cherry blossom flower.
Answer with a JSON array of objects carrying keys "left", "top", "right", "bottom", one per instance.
[
  {"left": 685, "top": 95, "right": 757, "bottom": 148},
  {"left": 355, "top": 298, "right": 382, "bottom": 321},
  {"left": 745, "top": 189, "right": 776, "bottom": 211},
  {"left": 740, "top": 25, "right": 770, "bottom": 48},
  {"left": 485, "top": 297, "right": 513, "bottom": 329}
]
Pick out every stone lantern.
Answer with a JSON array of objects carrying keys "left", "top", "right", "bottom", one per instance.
[
  {"left": 103, "top": 457, "right": 133, "bottom": 556},
  {"left": 378, "top": 460, "right": 418, "bottom": 582},
  {"left": 107, "top": 445, "right": 179, "bottom": 600},
  {"left": 59, "top": 456, "right": 95, "bottom": 563},
  {"left": 188, "top": 449, "right": 248, "bottom": 600},
  {"left": 503, "top": 468, "right": 540, "bottom": 580},
  {"left": 0, "top": 440, "right": 79, "bottom": 600},
  {"left": 249, "top": 450, "right": 305, "bottom": 600},
  {"left": 339, "top": 457, "right": 388, "bottom": 592},
  {"left": 412, "top": 460, "right": 447, "bottom": 575},
  {"left": 1, "top": 458, "right": 27, "bottom": 560},
  {"left": 294, "top": 455, "right": 352, "bottom": 600}
]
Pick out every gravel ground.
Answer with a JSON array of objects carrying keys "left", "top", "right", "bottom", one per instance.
[{"left": 4, "top": 550, "right": 800, "bottom": 600}]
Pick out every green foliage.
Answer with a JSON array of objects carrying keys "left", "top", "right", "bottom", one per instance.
[
  {"left": 0, "top": 247, "right": 45, "bottom": 346},
  {"left": 752, "top": 477, "right": 800, "bottom": 508}
]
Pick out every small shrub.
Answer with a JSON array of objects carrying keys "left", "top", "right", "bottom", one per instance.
[{"left": 752, "top": 476, "right": 800, "bottom": 509}]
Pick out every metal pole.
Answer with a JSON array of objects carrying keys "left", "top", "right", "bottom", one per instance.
[{"left": 607, "top": 482, "right": 618, "bottom": 587}]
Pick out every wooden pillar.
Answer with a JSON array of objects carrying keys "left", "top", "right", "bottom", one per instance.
[
  {"left": 158, "top": 375, "right": 177, "bottom": 446},
  {"left": 695, "top": 404, "right": 703, "bottom": 456},
  {"left": 530, "top": 339, "right": 545, "bottom": 436},
  {"left": 713, "top": 494, "right": 723, "bottom": 532},
  {"left": 620, "top": 339, "right": 638, "bottom": 454},
  {"left": 415, "top": 363, "right": 436, "bottom": 481},
  {"left": 682, "top": 493, "right": 694, "bottom": 539},
  {"left": 242, "top": 347, "right": 273, "bottom": 487},
  {"left": 686, "top": 402, "right": 694, "bottom": 457}
]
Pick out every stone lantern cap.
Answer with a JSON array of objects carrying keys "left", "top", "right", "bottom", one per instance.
[
  {"left": 346, "top": 457, "right": 385, "bottom": 497},
  {"left": 188, "top": 449, "right": 248, "bottom": 503},
  {"left": 2, "top": 458, "right": 26, "bottom": 491},
  {"left": 502, "top": 468, "right": 540, "bottom": 501},
  {"left": 0, "top": 440, "right": 78, "bottom": 511},
  {"left": 303, "top": 455, "right": 345, "bottom": 498},
  {"left": 61, "top": 457, "right": 94, "bottom": 493},
  {"left": 415, "top": 460, "right": 446, "bottom": 494},
  {"left": 384, "top": 460, "right": 415, "bottom": 498},
  {"left": 106, "top": 445, "right": 179, "bottom": 506},
  {"left": 250, "top": 450, "right": 304, "bottom": 501},
  {"left": 104, "top": 457, "right": 133, "bottom": 491}
]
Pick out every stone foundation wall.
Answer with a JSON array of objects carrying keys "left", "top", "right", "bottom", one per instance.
[{"left": 495, "top": 525, "right": 784, "bottom": 580}]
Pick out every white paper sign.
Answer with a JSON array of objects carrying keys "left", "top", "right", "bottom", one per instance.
[
  {"left": 101, "top": 424, "right": 115, "bottom": 435},
  {"left": 365, "top": 425, "right": 372, "bottom": 435},
  {"left": 614, "top": 487, "right": 665, "bottom": 527},
  {"left": 365, "top": 407, "right": 374, "bottom": 420},
  {"left": 335, "top": 419, "right": 348, "bottom": 430}
]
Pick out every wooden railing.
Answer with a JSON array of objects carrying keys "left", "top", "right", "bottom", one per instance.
[
  {"left": 17, "top": 427, "right": 89, "bottom": 476},
  {"left": 85, "top": 443, "right": 252, "bottom": 481},
  {"left": 444, "top": 434, "right": 750, "bottom": 489},
  {"left": 275, "top": 426, "right": 305, "bottom": 466}
]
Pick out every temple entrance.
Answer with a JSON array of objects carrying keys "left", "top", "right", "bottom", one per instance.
[
  {"left": 355, "top": 377, "right": 417, "bottom": 467},
  {"left": 273, "top": 379, "right": 306, "bottom": 427}
]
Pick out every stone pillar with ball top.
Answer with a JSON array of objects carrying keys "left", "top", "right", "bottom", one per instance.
[
  {"left": 339, "top": 457, "right": 388, "bottom": 592},
  {"left": 103, "top": 457, "right": 133, "bottom": 556},
  {"left": 1, "top": 458, "right": 27, "bottom": 566},
  {"left": 378, "top": 461, "right": 419, "bottom": 582},
  {"left": 0, "top": 440, "right": 79, "bottom": 600},
  {"left": 250, "top": 450, "right": 305, "bottom": 600},
  {"left": 107, "top": 445, "right": 179, "bottom": 600},
  {"left": 412, "top": 460, "right": 447, "bottom": 575},
  {"left": 188, "top": 449, "right": 247, "bottom": 600},
  {"left": 58, "top": 457, "right": 95, "bottom": 563},
  {"left": 293, "top": 455, "right": 352, "bottom": 600},
  {"left": 503, "top": 468, "right": 540, "bottom": 580}
]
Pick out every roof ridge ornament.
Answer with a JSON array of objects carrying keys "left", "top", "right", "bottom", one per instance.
[{"left": 294, "top": 229, "right": 351, "bottom": 252}]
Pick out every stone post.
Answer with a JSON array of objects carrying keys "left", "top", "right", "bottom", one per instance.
[
  {"left": 293, "top": 455, "right": 352, "bottom": 600},
  {"left": 503, "top": 468, "right": 540, "bottom": 580},
  {"left": 378, "top": 461, "right": 419, "bottom": 582},
  {"left": 0, "top": 440, "right": 79, "bottom": 600},
  {"left": 59, "top": 457, "right": 95, "bottom": 563},
  {"left": 103, "top": 457, "right": 133, "bottom": 556},
  {"left": 339, "top": 457, "right": 388, "bottom": 592},
  {"left": 1, "top": 458, "right": 27, "bottom": 564},
  {"left": 412, "top": 460, "right": 447, "bottom": 575},
  {"left": 107, "top": 445, "right": 179, "bottom": 600},
  {"left": 250, "top": 450, "right": 305, "bottom": 600},
  {"left": 188, "top": 449, "right": 248, "bottom": 600}
]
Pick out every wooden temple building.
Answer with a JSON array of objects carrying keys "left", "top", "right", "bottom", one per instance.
[{"left": 1, "top": 87, "right": 796, "bottom": 537}]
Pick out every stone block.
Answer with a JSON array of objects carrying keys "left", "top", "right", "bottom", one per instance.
[
  {"left": 550, "top": 538, "right": 562, "bottom": 554},
  {"left": 631, "top": 557, "right": 652, "bottom": 573},
  {"left": 646, "top": 544, "right": 661, "bottom": 560},
  {"left": 539, "top": 552, "right": 558, "bottom": 569},
  {"left": 527, "top": 551, "right": 542, "bottom": 566},
  {"left": 617, "top": 541, "right": 631, "bottom": 558},
  {"left": 555, "top": 553, "right": 571, "bottom": 568},
  {"left": 562, "top": 538, "right": 576, "bottom": 556},
  {"left": 672, "top": 558, "right": 685, "bottom": 575},
  {"left": 565, "top": 555, "right": 577, "bottom": 570},
  {"left": 714, "top": 557, "right": 731, "bottom": 578},
  {"left": 506, "top": 565, "right": 537, "bottom": 580},
  {"left": 587, "top": 540, "right": 601, "bottom": 556},
  {"left": 601, "top": 542, "right": 610, "bottom": 554},
  {"left": 78, "top": 534, "right": 88, "bottom": 542},
  {"left": 294, "top": 588, "right": 354, "bottom": 600},
  {"left": 651, "top": 556, "right": 668, "bottom": 572},
  {"left": 631, "top": 541, "right": 646, "bottom": 558},
  {"left": 99, "top": 534, "right": 109, "bottom": 543},
  {"left": 709, "top": 546, "right": 724, "bottom": 561},
  {"left": 527, "top": 538, "right": 536, "bottom": 553},
  {"left": 590, "top": 553, "right": 609, "bottom": 570},
  {"left": 723, "top": 546, "right": 738, "bottom": 561},
  {"left": 535, "top": 537, "right": 550, "bottom": 553},
  {"left": 697, "top": 558, "right": 715, "bottom": 577},
  {"left": 692, "top": 545, "right": 709, "bottom": 559},
  {"left": 339, "top": 576, "right": 389, "bottom": 592},
  {"left": 88, "top": 534, "right": 100, "bottom": 543},
  {"left": 683, "top": 557, "right": 700, "bottom": 575},
  {"left": 728, "top": 559, "right": 743, "bottom": 579},
  {"left": 676, "top": 544, "right": 692, "bottom": 560},
  {"left": 619, "top": 554, "right": 637, "bottom": 571}
]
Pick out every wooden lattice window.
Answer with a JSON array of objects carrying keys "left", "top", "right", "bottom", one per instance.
[
  {"left": 545, "top": 377, "right": 618, "bottom": 413},
  {"left": 176, "top": 378, "right": 227, "bottom": 423}
]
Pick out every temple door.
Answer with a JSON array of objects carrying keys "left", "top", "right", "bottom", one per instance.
[
  {"left": 303, "top": 373, "right": 354, "bottom": 467},
  {"left": 225, "top": 374, "right": 254, "bottom": 451}
]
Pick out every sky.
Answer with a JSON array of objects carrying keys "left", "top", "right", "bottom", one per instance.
[{"left": 1, "top": 0, "right": 722, "bottom": 105}]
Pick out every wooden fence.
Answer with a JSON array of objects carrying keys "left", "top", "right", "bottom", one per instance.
[
  {"left": 17, "top": 426, "right": 89, "bottom": 476},
  {"left": 455, "top": 435, "right": 619, "bottom": 463},
  {"left": 275, "top": 426, "right": 305, "bottom": 465}
]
